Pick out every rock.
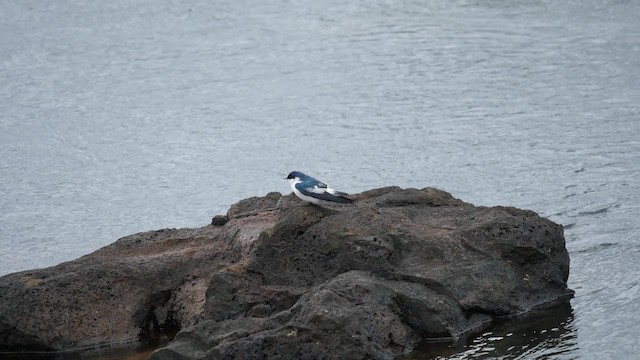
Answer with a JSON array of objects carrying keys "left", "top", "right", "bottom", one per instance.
[
  {"left": 0, "top": 187, "right": 573, "bottom": 359},
  {"left": 211, "top": 215, "right": 228, "bottom": 226}
]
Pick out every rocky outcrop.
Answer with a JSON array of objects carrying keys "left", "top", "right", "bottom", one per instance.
[{"left": 0, "top": 187, "right": 573, "bottom": 359}]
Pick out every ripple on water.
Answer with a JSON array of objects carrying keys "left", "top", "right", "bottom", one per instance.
[
  {"left": 402, "top": 304, "right": 577, "bottom": 359},
  {"left": 569, "top": 242, "right": 640, "bottom": 358},
  {"left": 575, "top": 204, "right": 620, "bottom": 217},
  {"left": 573, "top": 241, "right": 618, "bottom": 254}
]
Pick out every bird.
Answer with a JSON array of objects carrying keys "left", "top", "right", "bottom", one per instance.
[{"left": 285, "top": 171, "right": 353, "bottom": 204}]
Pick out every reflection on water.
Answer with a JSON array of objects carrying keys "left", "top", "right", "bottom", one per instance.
[{"left": 404, "top": 303, "right": 577, "bottom": 359}]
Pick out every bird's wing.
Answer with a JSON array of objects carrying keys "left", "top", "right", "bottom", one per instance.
[
  {"left": 297, "top": 181, "right": 328, "bottom": 195},
  {"left": 327, "top": 188, "right": 349, "bottom": 196},
  {"left": 300, "top": 177, "right": 329, "bottom": 194},
  {"left": 308, "top": 183, "right": 329, "bottom": 194},
  {"left": 300, "top": 177, "right": 350, "bottom": 196},
  {"left": 295, "top": 182, "right": 353, "bottom": 203},
  {"left": 305, "top": 176, "right": 328, "bottom": 189}
]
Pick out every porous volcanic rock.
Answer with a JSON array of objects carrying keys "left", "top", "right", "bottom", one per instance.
[{"left": 0, "top": 187, "right": 573, "bottom": 359}]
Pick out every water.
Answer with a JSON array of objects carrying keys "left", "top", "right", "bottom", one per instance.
[{"left": 1, "top": 0, "right": 639, "bottom": 358}]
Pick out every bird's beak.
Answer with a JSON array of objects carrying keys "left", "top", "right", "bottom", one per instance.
[{"left": 283, "top": 177, "right": 288, "bottom": 179}]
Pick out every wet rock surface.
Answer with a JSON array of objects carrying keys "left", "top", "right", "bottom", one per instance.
[{"left": 0, "top": 187, "right": 573, "bottom": 359}]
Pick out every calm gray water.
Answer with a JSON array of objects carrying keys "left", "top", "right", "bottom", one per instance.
[{"left": 1, "top": 0, "right": 639, "bottom": 359}]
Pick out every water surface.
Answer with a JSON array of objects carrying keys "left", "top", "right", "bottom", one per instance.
[{"left": 1, "top": 0, "right": 639, "bottom": 358}]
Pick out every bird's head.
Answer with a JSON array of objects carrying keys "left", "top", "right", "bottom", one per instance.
[{"left": 285, "top": 171, "right": 305, "bottom": 182}]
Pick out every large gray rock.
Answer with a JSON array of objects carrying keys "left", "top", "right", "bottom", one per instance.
[{"left": 0, "top": 187, "right": 573, "bottom": 359}]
